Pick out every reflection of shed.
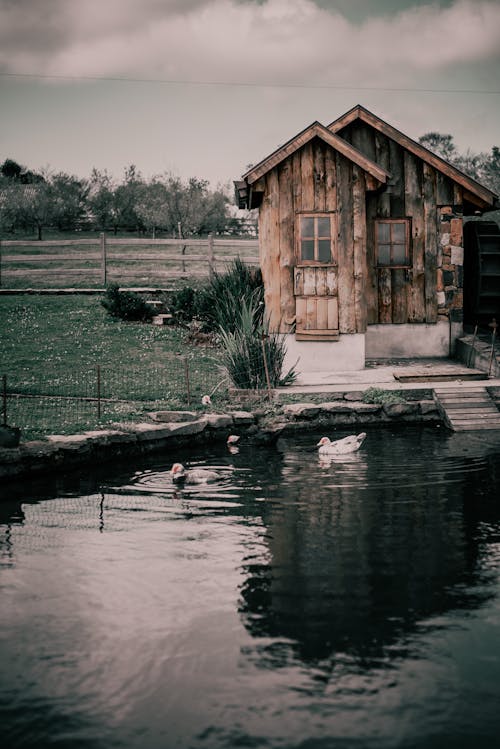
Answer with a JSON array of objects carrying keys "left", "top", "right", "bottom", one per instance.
[{"left": 235, "top": 105, "right": 499, "bottom": 372}]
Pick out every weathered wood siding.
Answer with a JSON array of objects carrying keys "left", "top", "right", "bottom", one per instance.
[
  {"left": 258, "top": 137, "right": 367, "bottom": 334},
  {"left": 339, "top": 120, "right": 462, "bottom": 324}
]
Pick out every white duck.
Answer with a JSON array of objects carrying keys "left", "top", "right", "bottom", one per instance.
[
  {"left": 170, "top": 462, "right": 222, "bottom": 484},
  {"left": 317, "top": 433, "right": 367, "bottom": 455},
  {"left": 226, "top": 434, "right": 240, "bottom": 454}
]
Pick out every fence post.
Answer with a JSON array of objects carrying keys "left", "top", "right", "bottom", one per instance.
[
  {"left": 208, "top": 233, "right": 214, "bottom": 278},
  {"left": 260, "top": 335, "right": 273, "bottom": 401},
  {"left": 96, "top": 365, "right": 101, "bottom": 418},
  {"left": 184, "top": 357, "right": 191, "bottom": 406},
  {"left": 2, "top": 375, "right": 6, "bottom": 426},
  {"left": 100, "top": 232, "right": 107, "bottom": 286}
]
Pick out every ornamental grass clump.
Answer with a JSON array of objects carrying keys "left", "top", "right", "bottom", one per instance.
[
  {"left": 218, "top": 296, "right": 296, "bottom": 390},
  {"left": 361, "top": 386, "right": 407, "bottom": 405},
  {"left": 199, "top": 257, "right": 264, "bottom": 333}
]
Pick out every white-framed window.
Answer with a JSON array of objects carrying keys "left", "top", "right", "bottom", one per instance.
[
  {"left": 297, "top": 213, "right": 337, "bottom": 265},
  {"left": 375, "top": 219, "right": 411, "bottom": 267}
]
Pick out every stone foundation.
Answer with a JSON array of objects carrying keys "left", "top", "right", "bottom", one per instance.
[{"left": 0, "top": 393, "right": 443, "bottom": 483}]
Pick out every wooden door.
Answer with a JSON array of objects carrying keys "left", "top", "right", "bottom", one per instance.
[{"left": 294, "top": 213, "right": 339, "bottom": 341}]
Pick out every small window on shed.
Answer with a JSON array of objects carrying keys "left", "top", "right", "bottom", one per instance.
[
  {"left": 375, "top": 219, "right": 410, "bottom": 267},
  {"left": 297, "top": 213, "right": 337, "bottom": 265}
]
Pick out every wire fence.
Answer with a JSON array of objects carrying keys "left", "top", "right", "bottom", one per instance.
[
  {"left": 2, "top": 343, "right": 287, "bottom": 440},
  {"left": 2, "top": 359, "right": 229, "bottom": 439}
]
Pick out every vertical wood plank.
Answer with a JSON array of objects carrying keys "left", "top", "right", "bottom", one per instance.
[
  {"left": 327, "top": 298, "right": 339, "bottom": 330},
  {"left": 378, "top": 269, "right": 392, "bottom": 323},
  {"left": 301, "top": 142, "right": 314, "bottom": 212},
  {"left": 265, "top": 168, "right": 282, "bottom": 330},
  {"left": 375, "top": 132, "right": 391, "bottom": 219},
  {"left": 388, "top": 139, "right": 405, "bottom": 216},
  {"left": 423, "top": 163, "right": 438, "bottom": 323},
  {"left": 365, "top": 192, "right": 378, "bottom": 323},
  {"left": 316, "top": 297, "right": 328, "bottom": 329},
  {"left": 405, "top": 152, "right": 426, "bottom": 322},
  {"left": 303, "top": 267, "right": 316, "bottom": 295},
  {"left": 296, "top": 296, "right": 306, "bottom": 331},
  {"left": 352, "top": 165, "right": 367, "bottom": 333},
  {"left": 336, "top": 153, "right": 355, "bottom": 333},
  {"left": 294, "top": 267, "right": 304, "bottom": 295},
  {"left": 326, "top": 267, "right": 338, "bottom": 296},
  {"left": 278, "top": 157, "right": 295, "bottom": 332},
  {"left": 316, "top": 267, "right": 327, "bottom": 296},
  {"left": 292, "top": 150, "right": 302, "bottom": 215},
  {"left": 313, "top": 138, "right": 326, "bottom": 211},
  {"left": 306, "top": 297, "right": 317, "bottom": 329},
  {"left": 391, "top": 269, "right": 407, "bottom": 323}
]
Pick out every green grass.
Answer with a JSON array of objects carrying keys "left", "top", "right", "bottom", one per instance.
[{"left": 0, "top": 294, "right": 227, "bottom": 439}]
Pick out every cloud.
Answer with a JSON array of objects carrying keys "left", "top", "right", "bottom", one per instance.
[{"left": 1, "top": 0, "right": 499, "bottom": 87}]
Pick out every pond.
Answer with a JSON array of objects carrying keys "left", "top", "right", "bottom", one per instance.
[{"left": 1, "top": 425, "right": 500, "bottom": 749}]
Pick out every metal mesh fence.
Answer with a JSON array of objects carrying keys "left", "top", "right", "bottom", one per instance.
[{"left": 2, "top": 341, "right": 287, "bottom": 439}]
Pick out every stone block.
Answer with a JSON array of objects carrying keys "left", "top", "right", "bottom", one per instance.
[
  {"left": 317, "top": 401, "right": 354, "bottom": 413},
  {"left": 450, "top": 246, "right": 464, "bottom": 265},
  {"left": 450, "top": 218, "right": 462, "bottom": 246},
  {"left": 202, "top": 414, "right": 233, "bottom": 429},
  {"left": 283, "top": 403, "right": 321, "bottom": 419},
  {"left": 230, "top": 411, "right": 255, "bottom": 425},
  {"left": 151, "top": 410, "right": 198, "bottom": 423},
  {"left": 383, "top": 402, "right": 419, "bottom": 418}
]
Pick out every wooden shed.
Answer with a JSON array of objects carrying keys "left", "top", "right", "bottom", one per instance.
[{"left": 235, "top": 105, "right": 499, "bottom": 372}]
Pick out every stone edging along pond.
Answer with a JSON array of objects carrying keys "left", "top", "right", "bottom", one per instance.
[{"left": 0, "top": 388, "right": 443, "bottom": 482}]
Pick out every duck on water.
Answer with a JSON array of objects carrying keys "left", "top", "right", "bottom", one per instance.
[
  {"left": 170, "top": 463, "right": 223, "bottom": 484},
  {"left": 317, "top": 433, "right": 367, "bottom": 455}
]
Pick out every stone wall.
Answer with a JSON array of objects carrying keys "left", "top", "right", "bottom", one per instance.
[{"left": 0, "top": 393, "right": 442, "bottom": 483}]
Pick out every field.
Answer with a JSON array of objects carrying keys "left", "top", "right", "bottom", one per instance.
[
  {"left": 0, "top": 231, "right": 259, "bottom": 290},
  {"left": 1, "top": 294, "right": 226, "bottom": 439}
]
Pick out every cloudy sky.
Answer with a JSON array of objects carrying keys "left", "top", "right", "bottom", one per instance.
[{"left": 1, "top": 0, "right": 499, "bottom": 188}]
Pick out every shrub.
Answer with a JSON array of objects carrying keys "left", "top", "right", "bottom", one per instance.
[
  {"left": 168, "top": 286, "right": 197, "bottom": 323},
  {"left": 101, "top": 284, "right": 154, "bottom": 322},
  {"left": 361, "top": 386, "right": 407, "bottom": 405},
  {"left": 167, "top": 259, "right": 264, "bottom": 333},
  {"left": 218, "top": 297, "right": 296, "bottom": 390}
]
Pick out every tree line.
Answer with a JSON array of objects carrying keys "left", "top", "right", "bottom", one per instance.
[
  {"left": 0, "top": 160, "right": 253, "bottom": 241},
  {"left": 1, "top": 132, "right": 498, "bottom": 241}
]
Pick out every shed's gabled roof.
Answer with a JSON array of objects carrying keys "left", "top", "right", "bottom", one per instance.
[
  {"left": 242, "top": 120, "right": 390, "bottom": 185},
  {"left": 328, "top": 104, "right": 499, "bottom": 209}
]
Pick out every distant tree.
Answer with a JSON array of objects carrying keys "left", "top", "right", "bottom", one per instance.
[
  {"left": 113, "top": 164, "right": 145, "bottom": 233},
  {"left": 419, "top": 132, "right": 500, "bottom": 194},
  {"left": 135, "top": 179, "right": 169, "bottom": 238},
  {"left": 1, "top": 158, "right": 22, "bottom": 180},
  {"left": 418, "top": 132, "right": 458, "bottom": 163},
  {"left": 49, "top": 172, "right": 89, "bottom": 231},
  {"left": 160, "top": 175, "right": 230, "bottom": 236},
  {"left": 18, "top": 182, "right": 52, "bottom": 240},
  {"left": 88, "top": 168, "right": 117, "bottom": 231}
]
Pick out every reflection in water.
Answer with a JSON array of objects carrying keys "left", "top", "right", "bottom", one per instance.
[{"left": 1, "top": 426, "right": 500, "bottom": 749}]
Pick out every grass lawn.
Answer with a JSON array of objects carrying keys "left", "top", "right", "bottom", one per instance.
[{"left": 0, "top": 294, "right": 225, "bottom": 439}]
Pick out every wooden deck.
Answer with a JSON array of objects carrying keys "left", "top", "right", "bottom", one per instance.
[
  {"left": 434, "top": 386, "right": 500, "bottom": 431},
  {"left": 393, "top": 365, "right": 488, "bottom": 383}
]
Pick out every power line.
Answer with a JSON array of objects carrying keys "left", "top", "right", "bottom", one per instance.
[{"left": 1, "top": 71, "right": 499, "bottom": 95}]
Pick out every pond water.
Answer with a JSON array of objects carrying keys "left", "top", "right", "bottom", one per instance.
[{"left": 1, "top": 425, "right": 500, "bottom": 749}]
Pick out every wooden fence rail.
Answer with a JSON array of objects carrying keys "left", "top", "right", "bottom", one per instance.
[{"left": 0, "top": 233, "right": 260, "bottom": 288}]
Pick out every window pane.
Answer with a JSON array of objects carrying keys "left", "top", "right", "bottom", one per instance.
[
  {"left": 317, "top": 216, "right": 331, "bottom": 238},
  {"left": 318, "top": 240, "right": 331, "bottom": 263},
  {"left": 378, "top": 244, "right": 391, "bottom": 265},
  {"left": 377, "top": 222, "right": 390, "bottom": 243},
  {"left": 392, "top": 222, "right": 406, "bottom": 243},
  {"left": 392, "top": 245, "right": 408, "bottom": 265},
  {"left": 301, "top": 239, "right": 315, "bottom": 261},
  {"left": 301, "top": 217, "right": 314, "bottom": 238}
]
